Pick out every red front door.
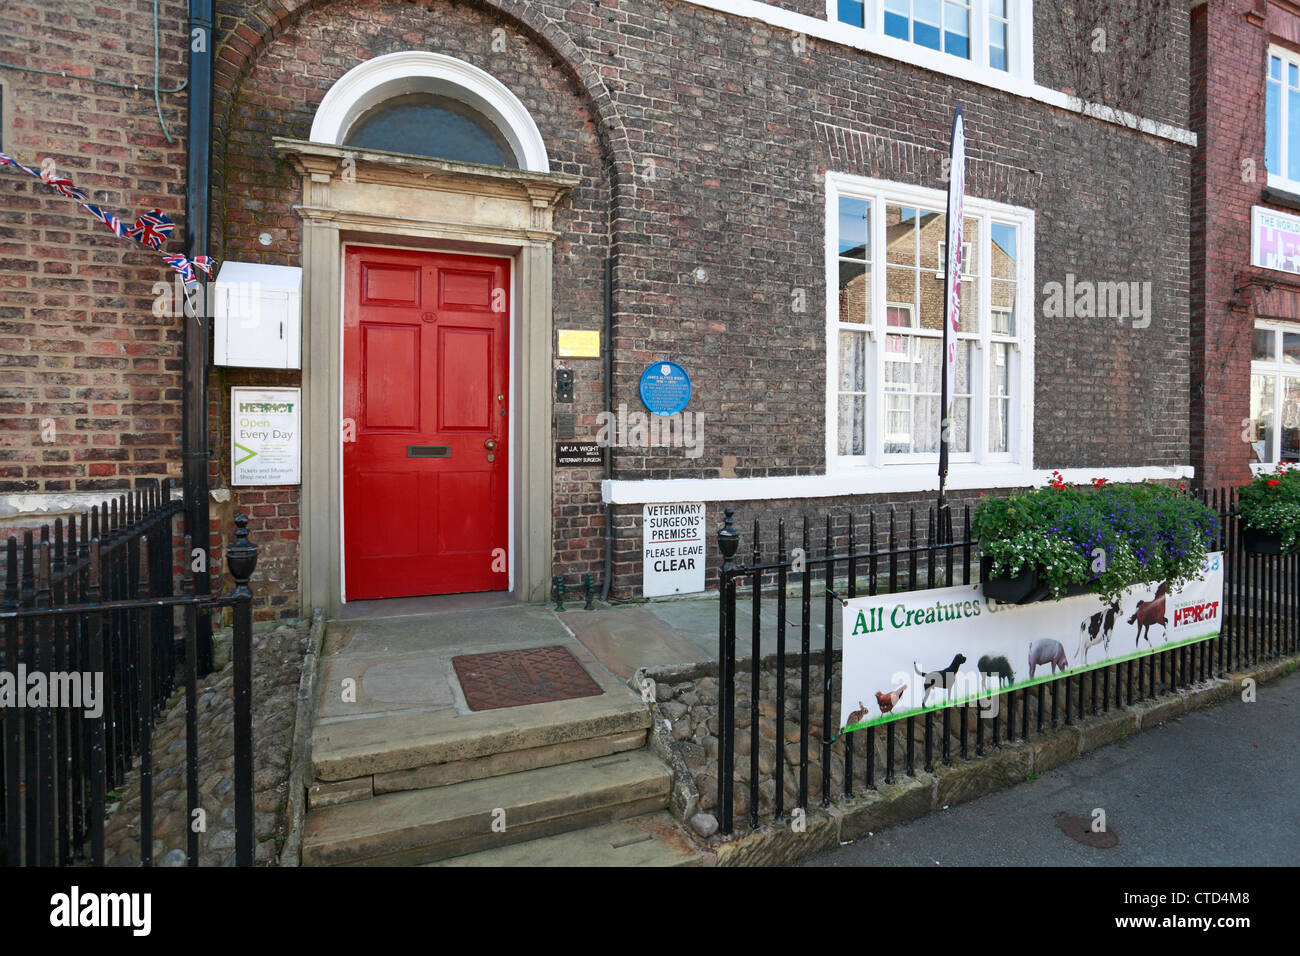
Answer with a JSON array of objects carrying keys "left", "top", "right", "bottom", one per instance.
[{"left": 343, "top": 246, "right": 510, "bottom": 600}]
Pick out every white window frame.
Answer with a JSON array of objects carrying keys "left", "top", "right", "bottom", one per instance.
[
  {"left": 827, "top": 0, "right": 1033, "bottom": 86},
  {"left": 825, "top": 171, "right": 1036, "bottom": 480},
  {"left": 1266, "top": 44, "right": 1300, "bottom": 194},
  {"left": 1249, "top": 320, "right": 1300, "bottom": 472}
]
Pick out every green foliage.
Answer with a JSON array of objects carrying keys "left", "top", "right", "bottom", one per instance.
[
  {"left": 973, "top": 476, "right": 1219, "bottom": 606},
  {"left": 1236, "top": 464, "right": 1300, "bottom": 552}
]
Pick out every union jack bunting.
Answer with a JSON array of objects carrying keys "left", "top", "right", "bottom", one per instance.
[
  {"left": 81, "top": 204, "right": 126, "bottom": 238},
  {"left": 124, "top": 209, "right": 175, "bottom": 250},
  {"left": 2, "top": 150, "right": 215, "bottom": 286},
  {"left": 163, "top": 254, "right": 216, "bottom": 288}
]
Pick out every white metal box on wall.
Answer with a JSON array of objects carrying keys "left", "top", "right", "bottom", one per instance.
[{"left": 212, "top": 261, "right": 302, "bottom": 369}]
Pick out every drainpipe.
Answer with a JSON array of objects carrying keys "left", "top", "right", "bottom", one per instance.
[
  {"left": 183, "top": 0, "right": 214, "bottom": 672},
  {"left": 600, "top": 254, "right": 614, "bottom": 602}
]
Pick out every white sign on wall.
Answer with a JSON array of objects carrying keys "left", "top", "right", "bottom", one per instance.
[
  {"left": 1251, "top": 205, "right": 1300, "bottom": 276},
  {"left": 643, "top": 502, "right": 706, "bottom": 597},
  {"left": 231, "top": 387, "right": 301, "bottom": 486},
  {"left": 839, "top": 554, "right": 1226, "bottom": 732}
]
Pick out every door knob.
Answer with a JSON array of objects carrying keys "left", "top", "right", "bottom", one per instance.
[{"left": 485, "top": 438, "right": 497, "bottom": 462}]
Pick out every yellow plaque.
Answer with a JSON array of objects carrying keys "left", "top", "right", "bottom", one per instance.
[{"left": 557, "top": 329, "right": 601, "bottom": 358}]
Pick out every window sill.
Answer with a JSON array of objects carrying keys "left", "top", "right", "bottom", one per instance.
[
  {"left": 602, "top": 465, "right": 1194, "bottom": 504},
  {"left": 1262, "top": 181, "right": 1300, "bottom": 213}
]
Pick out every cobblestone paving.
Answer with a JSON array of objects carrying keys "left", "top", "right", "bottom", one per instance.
[{"left": 102, "top": 618, "right": 309, "bottom": 866}]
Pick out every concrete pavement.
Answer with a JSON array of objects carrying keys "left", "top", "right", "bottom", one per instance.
[{"left": 805, "top": 668, "right": 1300, "bottom": 867}]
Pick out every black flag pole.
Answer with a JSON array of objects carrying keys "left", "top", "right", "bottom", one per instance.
[{"left": 938, "top": 106, "right": 965, "bottom": 545}]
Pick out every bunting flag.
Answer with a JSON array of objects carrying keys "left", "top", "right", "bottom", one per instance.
[{"left": 0, "top": 150, "right": 214, "bottom": 286}]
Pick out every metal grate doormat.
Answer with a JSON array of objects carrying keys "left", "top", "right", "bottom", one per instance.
[{"left": 452, "top": 645, "right": 604, "bottom": 711}]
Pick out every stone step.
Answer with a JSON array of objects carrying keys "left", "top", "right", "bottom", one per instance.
[
  {"left": 431, "top": 812, "right": 701, "bottom": 867},
  {"left": 302, "top": 750, "right": 671, "bottom": 866},
  {"left": 312, "top": 684, "right": 650, "bottom": 782}
]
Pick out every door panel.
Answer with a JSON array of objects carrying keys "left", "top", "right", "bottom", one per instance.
[{"left": 344, "top": 246, "right": 510, "bottom": 600}]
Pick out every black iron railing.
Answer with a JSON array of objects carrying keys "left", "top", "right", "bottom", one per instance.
[
  {"left": 714, "top": 489, "right": 1299, "bottom": 835},
  {"left": 0, "top": 481, "right": 259, "bottom": 866}
]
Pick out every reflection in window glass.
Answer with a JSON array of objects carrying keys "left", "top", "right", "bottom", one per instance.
[
  {"left": 833, "top": 184, "right": 1023, "bottom": 462},
  {"left": 344, "top": 93, "right": 517, "bottom": 168}
]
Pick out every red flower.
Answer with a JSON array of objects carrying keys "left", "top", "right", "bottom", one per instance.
[{"left": 1268, "top": 479, "right": 1281, "bottom": 487}]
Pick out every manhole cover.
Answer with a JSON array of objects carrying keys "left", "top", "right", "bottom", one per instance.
[
  {"left": 452, "top": 645, "right": 604, "bottom": 711},
  {"left": 1054, "top": 811, "right": 1119, "bottom": 849}
]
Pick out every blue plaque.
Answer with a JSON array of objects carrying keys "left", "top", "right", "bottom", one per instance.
[{"left": 639, "top": 361, "right": 691, "bottom": 416}]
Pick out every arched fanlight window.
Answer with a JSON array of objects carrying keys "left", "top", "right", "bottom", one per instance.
[{"left": 343, "top": 92, "right": 518, "bottom": 169}]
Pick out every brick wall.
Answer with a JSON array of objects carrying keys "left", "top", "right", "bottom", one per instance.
[
  {"left": 208, "top": 0, "right": 1192, "bottom": 605},
  {"left": 0, "top": 0, "right": 190, "bottom": 497},
  {"left": 1190, "top": 0, "right": 1300, "bottom": 489},
  {"left": 0, "top": 0, "right": 1196, "bottom": 612}
]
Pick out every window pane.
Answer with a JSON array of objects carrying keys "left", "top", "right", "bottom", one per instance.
[
  {"left": 1254, "top": 327, "right": 1277, "bottom": 361},
  {"left": 991, "top": 222, "right": 1017, "bottom": 278},
  {"left": 837, "top": 0, "right": 865, "bottom": 27},
  {"left": 1291, "top": 62, "right": 1298, "bottom": 87},
  {"left": 963, "top": 217, "right": 981, "bottom": 276},
  {"left": 943, "top": 1, "right": 970, "bottom": 59},
  {"left": 344, "top": 92, "right": 516, "bottom": 168},
  {"left": 915, "top": 0, "right": 941, "bottom": 25},
  {"left": 838, "top": 197, "right": 870, "bottom": 258},
  {"left": 839, "top": 329, "right": 868, "bottom": 392},
  {"left": 1288, "top": 87, "right": 1300, "bottom": 181},
  {"left": 990, "top": 0, "right": 1006, "bottom": 17},
  {"left": 839, "top": 261, "right": 869, "bottom": 324},
  {"left": 989, "top": 398, "right": 1009, "bottom": 453},
  {"left": 1251, "top": 374, "right": 1276, "bottom": 463},
  {"left": 990, "top": 46, "right": 1007, "bottom": 71},
  {"left": 885, "top": 10, "right": 909, "bottom": 40},
  {"left": 992, "top": 280, "right": 1017, "bottom": 334},
  {"left": 918, "top": 211, "right": 947, "bottom": 272},
  {"left": 1273, "top": 55, "right": 1283, "bottom": 81},
  {"left": 839, "top": 396, "right": 868, "bottom": 456},
  {"left": 958, "top": 275, "right": 979, "bottom": 332},
  {"left": 1284, "top": 331, "right": 1300, "bottom": 364},
  {"left": 1285, "top": 377, "right": 1300, "bottom": 461},
  {"left": 887, "top": 206, "right": 919, "bottom": 264},
  {"left": 1267, "top": 77, "right": 1282, "bottom": 175}
]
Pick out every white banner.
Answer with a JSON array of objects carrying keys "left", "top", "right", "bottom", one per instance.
[
  {"left": 839, "top": 554, "right": 1225, "bottom": 732},
  {"left": 941, "top": 108, "right": 965, "bottom": 456}
]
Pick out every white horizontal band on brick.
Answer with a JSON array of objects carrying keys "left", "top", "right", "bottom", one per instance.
[
  {"left": 0, "top": 487, "right": 185, "bottom": 520},
  {"left": 670, "top": 0, "right": 1197, "bottom": 147},
  {"left": 602, "top": 465, "right": 1197, "bottom": 504}
]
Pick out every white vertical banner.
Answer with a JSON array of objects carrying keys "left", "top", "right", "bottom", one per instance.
[{"left": 940, "top": 108, "right": 965, "bottom": 483}]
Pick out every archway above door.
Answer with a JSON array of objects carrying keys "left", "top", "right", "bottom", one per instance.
[{"left": 308, "top": 50, "right": 552, "bottom": 173}]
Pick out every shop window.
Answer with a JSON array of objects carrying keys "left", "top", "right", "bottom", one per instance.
[
  {"left": 836, "top": 0, "right": 1020, "bottom": 75},
  {"left": 830, "top": 174, "right": 1031, "bottom": 470},
  {"left": 343, "top": 92, "right": 518, "bottom": 169},
  {"left": 1249, "top": 322, "right": 1300, "bottom": 467}
]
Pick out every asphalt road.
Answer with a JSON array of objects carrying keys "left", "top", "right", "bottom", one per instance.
[{"left": 805, "top": 669, "right": 1300, "bottom": 867}]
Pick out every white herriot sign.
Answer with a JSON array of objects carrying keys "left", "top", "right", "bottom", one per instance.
[
  {"left": 231, "top": 387, "right": 301, "bottom": 486},
  {"left": 839, "top": 554, "right": 1225, "bottom": 732},
  {"left": 642, "top": 502, "right": 705, "bottom": 597}
]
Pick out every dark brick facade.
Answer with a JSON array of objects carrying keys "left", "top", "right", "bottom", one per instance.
[
  {"left": 1190, "top": 0, "right": 1300, "bottom": 489},
  {"left": 2, "top": 0, "right": 1198, "bottom": 612}
]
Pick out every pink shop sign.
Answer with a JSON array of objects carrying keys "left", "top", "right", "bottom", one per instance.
[{"left": 1252, "top": 205, "right": 1300, "bottom": 275}]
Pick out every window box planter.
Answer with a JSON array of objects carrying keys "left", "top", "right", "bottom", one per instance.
[
  {"left": 1241, "top": 527, "right": 1293, "bottom": 555},
  {"left": 973, "top": 474, "right": 1220, "bottom": 607},
  {"left": 979, "top": 557, "right": 1093, "bottom": 604},
  {"left": 1237, "top": 466, "right": 1300, "bottom": 556}
]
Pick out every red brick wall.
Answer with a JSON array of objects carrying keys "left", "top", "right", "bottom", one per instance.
[
  {"left": 0, "top": 0, "right": 190, "bottom": 495},
  {"left": 1190, "top": 0, "right": 1300, "bottom": 489}
]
